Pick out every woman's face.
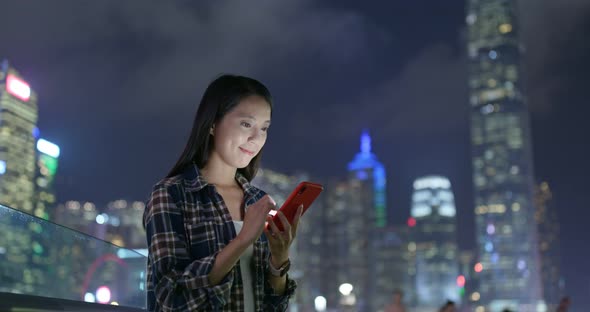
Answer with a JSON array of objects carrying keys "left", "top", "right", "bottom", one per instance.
[{"left": 210, "top": 95, "right": 271, "bottom": 169}]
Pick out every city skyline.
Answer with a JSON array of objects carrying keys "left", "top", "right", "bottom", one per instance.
[{"left": 0, "top": 0, "right": 588, "bottom": 310}]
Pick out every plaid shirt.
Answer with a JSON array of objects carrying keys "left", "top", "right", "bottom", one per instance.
[{"left": 143, "top": 164, "right": 297, "bottom": 311}]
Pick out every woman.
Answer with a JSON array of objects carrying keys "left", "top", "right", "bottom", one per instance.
[{"left": 143, "top": 74, "right": 300, "bottom": 311}]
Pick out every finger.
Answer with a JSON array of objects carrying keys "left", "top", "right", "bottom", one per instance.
[
  {"left": 291, "top": 205, "right": 304, "bottom": 234},
  {"left": 267, "top": 199, "right": 277, "bottom": 214},
  {"left": 267, "top": 215, "right": 281, "bottom": 238},
  {"left": 277, "top": 211, "right": 291, "bottom": 233},
  {"left": 266, "top": 195, "right": 276, "bottom": 207},
  {"left": 263, "top": 217, "right": 274, "bottom": 238}
]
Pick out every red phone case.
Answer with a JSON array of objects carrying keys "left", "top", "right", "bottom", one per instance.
[{"left": 268, "top": 181, "right": 323, "bottom": 232}]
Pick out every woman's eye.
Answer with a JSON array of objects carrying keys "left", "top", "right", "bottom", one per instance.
[{"left": 241, "top": 122, "right": 251, "bottom": 128}]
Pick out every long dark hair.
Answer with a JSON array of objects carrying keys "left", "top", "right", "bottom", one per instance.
[{"left": 167, "top": 74, "right": 273, "bottom": 181}]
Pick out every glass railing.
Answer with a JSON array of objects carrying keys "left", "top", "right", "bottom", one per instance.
[{"left": 0, "top": 203, "right": 147, "bottom": 310}]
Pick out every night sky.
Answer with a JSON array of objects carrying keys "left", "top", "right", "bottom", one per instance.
[{"left": 1, "top": 0, "right": 589, "bottom": 309}]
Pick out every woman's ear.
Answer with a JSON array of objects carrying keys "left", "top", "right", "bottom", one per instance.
[{"left": 210, "top": 124, "right": 215, "bottom": 136}]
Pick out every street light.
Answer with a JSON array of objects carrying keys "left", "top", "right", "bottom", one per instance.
[
  {"left": 314, "top": 296, "right": 327, "bottom": 312},
  {"left": 95, "top": 286, "right": 111, "bottom": 304},
  {"left": 339, "top": 283, "right": 356, "bottom": 308},
  {"left": 339, "top": 283, "right": 353, "bottom": 296}
]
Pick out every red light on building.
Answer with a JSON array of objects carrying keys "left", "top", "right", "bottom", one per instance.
[
  {"left": 474, "top": 262, "right": 483, "bottom": 273},
  {"left": 6, "top": 74, "right": 31, "bottom": 101},
  {"left": 407, "top": 217, "right": 416, "bottom": 227},
  {"left": 456, "top": 275, "right": 466, "bottom": 287}
]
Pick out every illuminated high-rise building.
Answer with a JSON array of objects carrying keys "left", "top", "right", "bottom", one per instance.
[
  {"left": 16, "top": 138, "right": 61, "bottom": 298},
  {"left": 304, "top": 131, "right": 387, "bottom": 312},
  {"left": 34, "top": 138, "right": 60, "bottom": 220},
  {"left": 459, "top": 250, "right": 480, "bottom": 311},
  {"left": 466, "top": 0, "right": 543, "bottom": 310},
  {"left": 0, "top": 59, "right": 38, "bottom": 212},
  {"left": 345, "top": 130, "right": 386, "bottom": 312},
  {"left": 0, "top": 60, "right": 41, "bottom": 295},
  {"left": 374, "top": 226, "right": 411, "bottom": 311},
  {"left": 347, "top": 130, "right": 386, "bottom": 228},
  {"left": 311, "top": 179, "right": 362, "bottom": 311},
  {"left": 410, "top": 176, "right": 460, "bottom": 308},
  {"left": 534, "top": 182, "right": 564, "bottom": 310}
]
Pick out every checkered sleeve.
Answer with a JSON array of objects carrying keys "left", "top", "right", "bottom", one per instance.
[
  {"left": 144, "top": 184, "right": 234, "bottom": 311},
  {"left": 263, "top": 274, "right": 297, "bottom": 311}
]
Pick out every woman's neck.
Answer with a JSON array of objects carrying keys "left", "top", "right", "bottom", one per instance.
[{"left": 201, "top": 159, "right": 237, "bottom": 187}]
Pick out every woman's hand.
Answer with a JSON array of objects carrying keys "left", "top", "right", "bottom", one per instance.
[
  {"left": 239, "top": 195, "right": 276, "bottom": 244},
  {"left": 264, "top": 204, "right": 303, "bottom": 266}
]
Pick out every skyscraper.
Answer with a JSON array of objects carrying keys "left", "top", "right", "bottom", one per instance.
[
  {"left": 320, "top": 179, "right": 356, "bottom": 312},
  {"left": 0, "top": 60, "right": 42, "bottom": 296},
  {"left": 0, "top": 59, "right": 38, "bottom": 212},
  {"left": 347, "top": 130, "right": 387, "bottom": 228},
  {"left": 466, "top": 0, "right": 543, "bottom": 310},
  {"left": 19, "top": 138, "right": 61, "bottom": 298},
  {"left": 346, "top": 130, "right": 386, "bottom": 312},
  {"left": 278, "top": 131, "right": 389, "bottom": 312},
  {"left": 34, "top": 138, "right": 60, "bottom": 220},
  {"left": 374, "top": 226, "right": 411, "bottom": 311},
  {"left": 410, "top": 176, "right": 459, "bottom": 308},
  {"left": 534, "top": 182, "right": 564, "bottom": 310}
]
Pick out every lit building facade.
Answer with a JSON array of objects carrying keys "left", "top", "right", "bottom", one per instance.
[
  {"left": 410, "top": 176, "right": 459, "bottom": 308},
  {"left": 0, "top": 59, "right": 38, "bottom": 212},
  {"left": 347, "top": 130, "right": 387, "bottom": 228},
  {"left": 374, "top": 226, "right": 411, "bottom": 311},
  {"left": 534, "top": 182, "right": 564, "bottom": 310},
  {"left": 319, "top": 179, "right": 359, "bottom": 311},
  {"left": 466, "top": 0, "right": 543, "bottom": 310},
  {"left": 0, "top": 60, "right": 43, "bottom": 295},
  {"left": 298, "top": 131, "right": 388, "bottom": 312},
  {"left": 345, "top": 130, "right": 387, "bottom": 312},
  {"left": 34, "top": 138, "right": 60, "bottom": 220}
]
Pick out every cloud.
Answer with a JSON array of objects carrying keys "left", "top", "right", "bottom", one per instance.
[
  {"left": 0, "top": 0, "right": 379, "bottom": 136},
  {"left": 0, "top": 0, "right": 379, "bottom": 200},
  {"left": 288, "top": 43, "right": 468, "bottom": 142},
  {"left": 520, "top": 0, "right": 590, "bottom": 114},
  {"left": 0, "top": 0, "right": 375, "bottom": 121},
  {"left": 292, "top": 0, "right": 590, "bottom": 142}
]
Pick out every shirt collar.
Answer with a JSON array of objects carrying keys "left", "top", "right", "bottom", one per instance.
[{"left": 183, "top": 163, "right": 258, "bottom": 198}]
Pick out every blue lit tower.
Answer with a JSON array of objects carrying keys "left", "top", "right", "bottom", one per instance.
[
  {"left": 347, "top": 130, "right": 386, "bottom": 227},
  {"left": 346, "top": 130, "right": 387, "bottom": 312}
]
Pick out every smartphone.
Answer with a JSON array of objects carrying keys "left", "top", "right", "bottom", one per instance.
[{"left": 267, "top": 181, "right": 324, "bottom": 232}]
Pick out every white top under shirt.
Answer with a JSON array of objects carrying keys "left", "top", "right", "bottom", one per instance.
[{"left": 232, "top": 220, "right": 255, "bottom": 312}]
